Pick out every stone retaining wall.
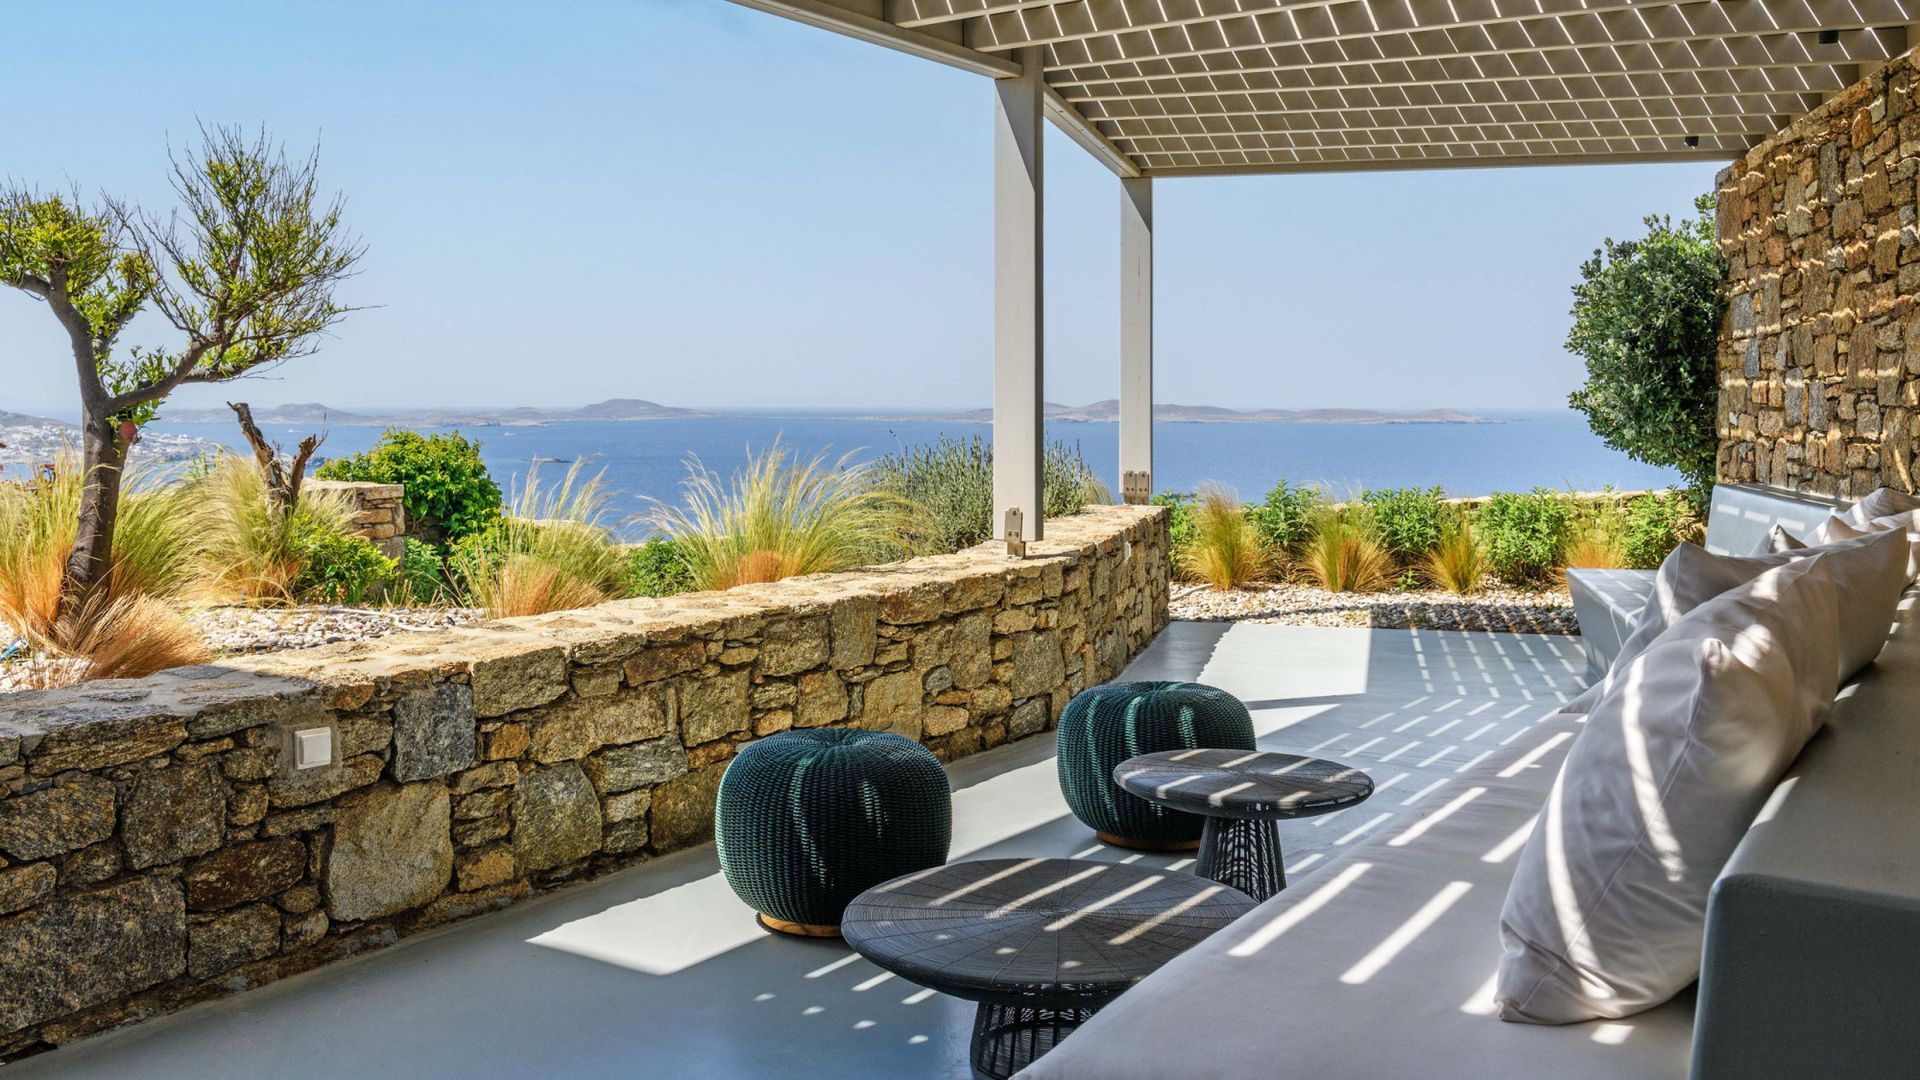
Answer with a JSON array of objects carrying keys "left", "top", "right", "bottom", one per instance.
[
  {"left": 0, "top": 505, "right": 1168, "bottom": 1058},
  {"left": 1717, "top": 48, "right": 1920, "bottom": 496},
  {"left": 305, "top": 479, "right": 406, "bottom": 559}
]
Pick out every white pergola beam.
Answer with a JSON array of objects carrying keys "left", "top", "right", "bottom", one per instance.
[
  {"left": 994, "top": 48, "right": 1047, "bottom": 543},
  {"left": 1045, "top": 86, "right": 1142, "bottom": 178},
  {"left": 1137, "top": 146, "right": 1742, "bottom": 174},
  {"left": 1119, "top": 177, "right": 1153, "bottom": 505},
  {"left": 727, "top": 0, "right": 1021, "bottom": 78}
]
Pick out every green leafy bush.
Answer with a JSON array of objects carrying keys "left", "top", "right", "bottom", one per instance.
[
  {"left": 316, "top": 430, "right": 503, "bottom": 542},
  {"left": 1477, "top": 489, "right": 1574, "bottom": 585},
  {"left": 870, "top": 436, "right": 1108, "bottom": 554},
  {"left": 1567, "top": 193, "right": 1726, "bottom": 507},
  {"left": 1622, "top": 491, "right": 1696, "bottom": 569},
  {"left": 1247, "top": 481, "right": 1322, "bottom": 557},
  {"left": 1361, "top": 486, "right": 1447, "bottom": 564},
  {"left": 290, "top": 523, "right": 396, "bottom": 604},
  {"left": 393, "top": 538, "right": 448, "bottom": 605},
  {"left": 625, "top": 537, "right": 696, "bottom": 598}
]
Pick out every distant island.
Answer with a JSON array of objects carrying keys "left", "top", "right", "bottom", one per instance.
[
  {"left": 155, "top": 398, "right": 707, "bottom": 428},
  {"left": 891, "top": 400, "right": 1493, "bottom": 425}
]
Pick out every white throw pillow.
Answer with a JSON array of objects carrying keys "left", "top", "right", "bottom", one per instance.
[
  {"left": 1838, "top": 486, "right": 1920, "bottom": 529},
  {"left": 1565, "top": 528, "right": 1908, "bottom": 713},
  {"left": 1496, "top": 553, "right": 1846, "bottom": 1024}
]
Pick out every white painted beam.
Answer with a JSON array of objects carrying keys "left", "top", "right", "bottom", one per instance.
[
  {"left": 994, "top": 48, "right": 1046, "bottom": 543},
  {"left": 726, "top": 0, "right": 1020, "bottom": 78},
  {"left": 1119, "top": 177, "right": 1152, "bottom": 505},
  {"left": 1044, "top": 86, "right": 1140, "bottom": 178}
]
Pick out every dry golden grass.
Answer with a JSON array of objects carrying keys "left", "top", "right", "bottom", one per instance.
[
  {"left": 4, "top": 592, "right": 210, "bottom": 687},
  {"left": 470, "top": 553, "right": 610, "bottom": 618},
  {"left": 457, "top": 462, "right": 627, "bottom": 618},
  {"left": 1424, "top": 516, "right": 1490, "bottom": 595},
  {"left": 1303, "top": 508, "right": 1394, "bottom": 593},
  {"left": 649, "top": 443, "right": 919, "bottom": 592},
  {"left": 191, "top": 455, "right": 355, "bottom": 603},
  {"left": 1564, "top": 534, "right": 1626, "bottom": 570},
  {"left": 1177, "top": 486, "right": 1269, "bottom": 591}
]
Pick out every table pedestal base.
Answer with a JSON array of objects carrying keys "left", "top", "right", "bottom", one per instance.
[
  {"left": 970, "top": 1002, "right": 1097, "bottom": 1079},
  {"left": 1196, "top": 816, "right": 1287, "bottom": 901}
]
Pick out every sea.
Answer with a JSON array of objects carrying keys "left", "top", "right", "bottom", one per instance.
[{"left": 140, "top": 408, "right": 1679, "bottom": 540}]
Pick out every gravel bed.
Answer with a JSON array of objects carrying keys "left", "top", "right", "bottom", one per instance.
[
  {"left": 189, "top": 605, "right": 486, "bottom": 654},
  {"left": 1170, "top": 581, "right": 1578, "bottom": 635}
]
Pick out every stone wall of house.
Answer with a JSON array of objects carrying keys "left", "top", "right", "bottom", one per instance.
[
  {"left": 305, "top": 479, "right": 406, "bottom": 560},
  {"left": 0, "top": 505, "right": 1168, "bottom": 1058},
  {"left": 1717, "top": 49, "right": 1920, "bottom": 496}
]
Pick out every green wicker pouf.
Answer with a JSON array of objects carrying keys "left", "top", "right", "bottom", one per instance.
[
  {"left": 1056, "top": 681, "right": 1257, "bottom": 850},
  {"left": 716, "top": 728, "right": 952, "bottom": 937}
]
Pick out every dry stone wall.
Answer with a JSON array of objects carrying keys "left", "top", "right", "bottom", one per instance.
[
  {"left": 304, "top": 479, "right": 405, "bottom": 559},
  {"left": 1718, "top": 48, "right": 1920, "bottom": 495},
  {"left": 0, "top": 505, "right": 1167, "bottom": 1057}
]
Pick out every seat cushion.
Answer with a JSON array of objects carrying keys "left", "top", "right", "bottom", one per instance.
[
  {"left": 1495, "top": 553, "right": 1854, "bottom": 1024},
  {"left": 1017, "top": 716, "right": 1695, "bottom": 1080},
  {"left": 1565, "top": 568, "right": 1654, "bottom": 681}
]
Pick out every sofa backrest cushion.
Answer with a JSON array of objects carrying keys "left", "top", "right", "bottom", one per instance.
[
  {"left": 1495, "top": 552, "right": 1848, "bottom": 1024},
  {"left": 1703, "top": 484, "right": 1847, "bottom": 556}
]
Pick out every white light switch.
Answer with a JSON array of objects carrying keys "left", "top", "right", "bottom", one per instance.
[{"left": 293, "top": 728, "right": 333, "bottom": 771}]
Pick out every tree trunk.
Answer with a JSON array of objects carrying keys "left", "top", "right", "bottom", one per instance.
[{"left": 59, "top": 414, "right": 130, "bottom": 630}]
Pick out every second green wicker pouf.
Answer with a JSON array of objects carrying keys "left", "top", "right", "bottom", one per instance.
[
  {"left": 1056, "top": 681, "right": 1257, "bottom": 850},
  {"left": 716, "top": 728, "right": 952, "bottom": 937}
]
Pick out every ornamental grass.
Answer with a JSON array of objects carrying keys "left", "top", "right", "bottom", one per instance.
[
  {"left": 1302, "top": 505, "right": 1394, "bottom": 594},
  {"left": 1424, "top": 513, "right": 1490, "bottom": 595},
  {"left": 650, "top": 443, "right": 920, "bottom": 591},
  {"left": 456, "top": 460, "right": 627, "bottom": 618},
  {"left": 1177, "top": 485, "right": 1268, "bottom": 591}
]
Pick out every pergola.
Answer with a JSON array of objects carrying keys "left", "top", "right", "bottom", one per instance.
[{"left": 730, "top": 0, "right": 1920, "bottom": 541}]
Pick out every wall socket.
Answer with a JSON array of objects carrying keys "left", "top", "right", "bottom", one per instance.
[{"left": 292, "top": 728, "right": 334, "bottom": 771}]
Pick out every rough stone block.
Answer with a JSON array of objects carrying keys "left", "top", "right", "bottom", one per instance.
[
  {"left": 861, "top": 671, "right": 923, "bottom": 739},
  {"left": 795, "top": 670, "right": 849, "bottom": 728},
  {"left": 470, "top": 645, "right": 568, "bottom": 718},
  {"left": 527, "top": 690, "right": 670, "bottom": 763},
  {"left": 0, "top": 777, "right": 115, "bottom": 861},
  {"left": 391, "top": 682, "right": 478, "bottom": 781},
  {"left": 829, "top": 599, "right": 879, "bottom": 668},
  {"left": 268, "top": 752, "right": 384, "bottom": 809},
  {"left": 1009, "top": 631, "right": 1066, "bottom": 700},
  {"left": 0, "top": 876, "right": 186, "bottom": 1034},
  {"left": 650, "top": 764, "right": 725, "bottom": 852},
  {"left": 188, "top": 903, "right": 281, "bottom": 980},
  {"left": 623, "top": 641, "right": 705, "bottom": 686},
  {"left": 0, "top": 863, "right": 55, "bottom": 916},
  {"left": 678, "top": 670, "right": 749, "bottom": 746},
  {"left": 511, "top": 764, "right": 602, "bottom": 872},
  {"left": 583, "top": 737, "right": 688, "bottom": 794},
  {"left": 185, "top": 839, "right": 307, "bottom": 912},
  {"left": 327, "top": 781, "right": 452, "bottom": 922},
  {"left": 124, "top": 762, "right": 228, "bottom": 870},
  {"left": 759, "top": 617, "right": 829, "bottom": 676}
]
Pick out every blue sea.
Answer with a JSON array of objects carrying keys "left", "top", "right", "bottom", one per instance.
[{"left": 144, "top": 409, "right": 1678, "bottom": 539}]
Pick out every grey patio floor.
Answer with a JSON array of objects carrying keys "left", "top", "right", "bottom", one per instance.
[{"left": 12, "top": 621, "right": 1588, "bottom": 1080}]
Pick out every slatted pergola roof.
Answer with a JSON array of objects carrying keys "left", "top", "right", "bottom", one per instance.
[{"left": 738, "top": 0, "right": 1920, "bottom": 176}]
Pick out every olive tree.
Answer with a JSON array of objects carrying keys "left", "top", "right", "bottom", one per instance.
[
  {"left": 0, "top": 126, "right": 361, "bottom": 627},
  {"left": 1566, "top": 193, "right": 1726, "bottom": 506}
]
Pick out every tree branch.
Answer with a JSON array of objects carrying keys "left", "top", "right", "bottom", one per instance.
[{"left": 44, "top": 265, "right": 108, "bottom": 412}]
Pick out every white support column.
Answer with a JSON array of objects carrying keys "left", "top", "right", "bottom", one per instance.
[
  {"left": 1119, "top": 176, "right": 1153, "bottom": 505},
  {"left": 994, "top": 47, "right": 1045, "bottom": 543}
]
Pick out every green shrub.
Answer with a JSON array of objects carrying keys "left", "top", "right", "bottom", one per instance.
[
  {"left": 316, "top": 430, "right": 503, "bottom": 542},
  {"left": 1247, "top": 481, "right": 1321, "bottom": 556},
  {"left": 1622, "top": 491, "right": 1695, "bottom": 569},
  {"left": 290, "top": 523, "right": 396, "bottom": 604},
  {"left": 1477, "top": 489, "right": 1574, "bottom": 585},
  {"left": 1567, "top": 193, "right": 1726, "bottom": 508},
  {"left": 1361, "top": 486, "right": 1447, "bottom": 564},
  {"left": 393, "top": 538, "right": 448, "bottom": 605},
  {"left": 1151, "top": 491, "right": 1196, "bottom": 573},
  {"left": 625, "top": 537, "right": 696, "bottom": 598},
  {"left": 870, "top": 436, "right": 1108, "bottom": 555}
]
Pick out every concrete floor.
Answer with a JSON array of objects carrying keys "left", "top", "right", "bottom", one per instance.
[{"left": 12, "top": 621, "right": 1587, "bottom": 1080}]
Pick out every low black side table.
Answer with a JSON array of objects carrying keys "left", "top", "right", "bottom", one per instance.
[
  {"left": 841, "top": 858, "right": 1254, "bottom": 1079},
  {"left": 1114, "top": 749, "right": 1374, "bottom": 901}
]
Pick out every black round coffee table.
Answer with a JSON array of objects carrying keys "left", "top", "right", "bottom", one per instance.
[
  {"left": 1114, "top": 748, "right": 1374, "bottom": 901},
  {"left": 841, "top": 857, "right": 1255, "bottom": 1079}
]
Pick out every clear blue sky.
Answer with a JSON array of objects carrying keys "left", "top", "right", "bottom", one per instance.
[{"left": 3, "top": 0, "right": 1722, "bottom": 416}]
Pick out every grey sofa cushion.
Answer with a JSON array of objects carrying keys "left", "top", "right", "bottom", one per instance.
[{"left": 1017, "top": 715, "right": 1694, "bottom": 1080}]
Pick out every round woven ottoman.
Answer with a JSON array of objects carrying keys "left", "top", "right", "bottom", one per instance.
[
  {"left": 716, "top": 728, "right": 952, "bottom": 937},
  {"left": 1056, "top": 681, "right": 1256, "bottom": 850}
]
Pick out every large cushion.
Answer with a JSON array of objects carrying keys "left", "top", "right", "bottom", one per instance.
[
  {"left": 1495, "top": 553, "right": 1853, "bottom": 1024},
  {"left": 1018, "top": 716, "right": 1697, "bottom": 1080},
  {"left": 1568, "top": 528, "right": 1911, "bottom": 713},
  {"left": 1837, "top": 486, "right": 1920, "bottom": 529}
]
